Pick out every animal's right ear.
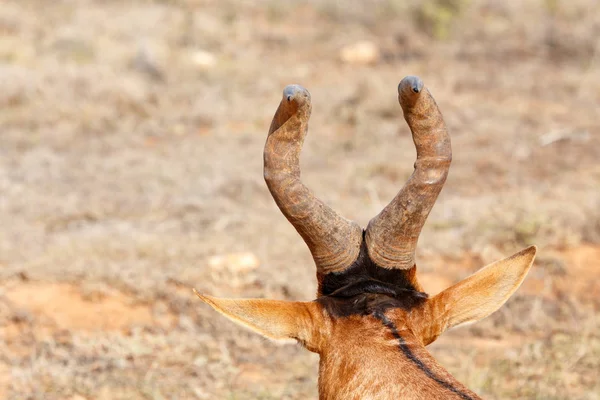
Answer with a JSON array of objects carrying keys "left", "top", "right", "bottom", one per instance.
[
  {"left": 416, "top": 246, "right": 537, "bottom": 345},
  {"left": 194, "top": 290, "right": 326, "bottom": 352}
]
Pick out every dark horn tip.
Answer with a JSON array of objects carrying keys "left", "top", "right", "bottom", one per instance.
[
  {"left": 283, "top": 84, "right": 311, "bottom": 103},
  {"left": 398, "top": 76, "right": 424, "bottom": 95}
]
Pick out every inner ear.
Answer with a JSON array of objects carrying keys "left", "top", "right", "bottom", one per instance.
[
  {"left": 194, "top": 290, "right": 327, "bottom": 352},
  {"left": 412, "top": 246, "right": 537, "bottom": 345}
]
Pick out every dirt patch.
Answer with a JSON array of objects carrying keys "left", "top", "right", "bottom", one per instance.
[
  {"left": 546, "top": 245, "right": 600, "bottom": 303},
  {"left": 558, "top": 245, "right": 600, "bottom": 273},
  {"left": 423, "top": 244, "right": 600, "bottom": 303},
  {"left": 502, "top": 244, "right": 600, "bottom": 304},
  {"left": 0, "top": 0, "right": 598, "bottom": 398},
  {"left": 3, "top": 281, "right": 169, "bottom": 332},
  {"left": 0, "top": 363, "right": 8, "bottom": 400}
]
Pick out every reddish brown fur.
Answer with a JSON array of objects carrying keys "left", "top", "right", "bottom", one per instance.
[{"left": 318, "top": 312, "right": 479, "bottom": 400}]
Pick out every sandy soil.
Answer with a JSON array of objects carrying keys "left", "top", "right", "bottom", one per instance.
[{"left": 0, "top": 0, "right": 599, "bottom": 399}]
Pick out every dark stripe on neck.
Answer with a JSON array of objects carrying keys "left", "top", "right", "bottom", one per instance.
[{"left": 373, "top": 312, "right": 477, "bottom": 400}]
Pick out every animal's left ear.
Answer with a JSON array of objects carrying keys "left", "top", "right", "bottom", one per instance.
[
  {"left": 415, "top": 246, "right": 537, "bottom": 345},
  {"left": 194, "top": 290, "right": 326, "bottom": 352}
]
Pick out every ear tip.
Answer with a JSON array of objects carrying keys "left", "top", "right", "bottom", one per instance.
[
  {"left": 515, "top": 245, "right": 538, "bottom": 264},
  {"left": 524, "top": 245, "right": 538, "bottom": 256},
  {"left": 192, "top": 288, "right": 211, "bottom": 302},
  {"left": 398, "top": 75, "right": 424, "bottom": 94}
]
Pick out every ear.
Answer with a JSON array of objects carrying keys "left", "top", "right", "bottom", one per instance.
[
  {"left": 194, "top": 289, "right": 325, "bottom": 352},
  {"left": 417, "top": 246, "right": 537, "bottom": 345}
]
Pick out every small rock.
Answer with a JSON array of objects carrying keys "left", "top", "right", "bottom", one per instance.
[
  {"left": 134, "top": 45, "right": 165, "bottom": 82},
  {"left": 208, "top": 252, "right": 260, "bottom": 288},
  {"left": 190, "top": 49, "right": 217, "bottom": 69},
  {"left": 208, "top": 252, "right": 259, "bottom": 273},
  {"left": 193, "top": 355, "right": 208, "bottom": 367},
  {"left": 171, "top": 123, "right": 187, "bottom": 136},
  {"left": 339, "top": 40, "right": 380, "bottom": 65}
]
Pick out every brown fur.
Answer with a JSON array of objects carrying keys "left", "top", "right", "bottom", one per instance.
[{"left": 318, "top": 313, "right": 480, "bottom": 400}]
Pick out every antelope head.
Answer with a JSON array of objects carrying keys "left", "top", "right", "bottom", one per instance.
[{"left": 195, "top": 76, "right": 537, "bottom": 400}]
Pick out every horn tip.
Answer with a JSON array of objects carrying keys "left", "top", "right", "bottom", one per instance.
[
  {"left": 398, "top": 76, "right": 424, "bottom": 95},
  {"left": 283, "top": 84, "right": 311, "bottom": 103}
]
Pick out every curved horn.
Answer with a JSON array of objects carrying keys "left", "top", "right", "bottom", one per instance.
[
  {"left": 366, "top": 76, "right": 451, "bottom": 270},
  {"left": 264, "top": 85, "right": 362, "bottom": 274}
]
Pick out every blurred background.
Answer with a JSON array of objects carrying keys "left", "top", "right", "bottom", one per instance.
[{"left": 0, "top": 0, "right": 599, "bottom": 398}]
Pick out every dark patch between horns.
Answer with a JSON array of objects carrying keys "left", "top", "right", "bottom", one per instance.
[{"left": 317, "top": 233, "right": 428, "bottom": 318}]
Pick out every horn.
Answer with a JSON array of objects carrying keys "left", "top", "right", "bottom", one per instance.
[
  {"left": 366, "top": 76, "right": 451, "bottom": 269},
  {"left": 264, "top": 85, "right": 362, "bottom": 274}
]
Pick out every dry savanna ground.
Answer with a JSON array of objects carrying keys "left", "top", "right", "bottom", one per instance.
[{"left": 0, "top": 0, "right": 599, "bottom": 399}]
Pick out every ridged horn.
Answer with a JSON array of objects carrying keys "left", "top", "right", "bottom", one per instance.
[
  {"left": 366, "top": 76, "right": 451, "bottom": 270},
  {"left": 264, "top": 85, "right": 362, "bottom": 274}
]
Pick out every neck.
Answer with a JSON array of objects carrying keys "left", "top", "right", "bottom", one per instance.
[{"left": 317, "top": 314, "right": 482, "bottom": 400}]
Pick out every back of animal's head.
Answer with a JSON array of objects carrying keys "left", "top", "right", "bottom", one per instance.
[{"left": 195, "top": 76, "right": 536, "bottom": 396}]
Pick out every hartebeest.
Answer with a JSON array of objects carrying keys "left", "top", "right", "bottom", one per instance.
[{"left": 195, "top": 76, "right": 536, "bottom": 399}]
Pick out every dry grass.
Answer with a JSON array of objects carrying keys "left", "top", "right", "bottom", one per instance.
[{"left": 0, "top": 0, "right": 599, "bottom": 398}]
